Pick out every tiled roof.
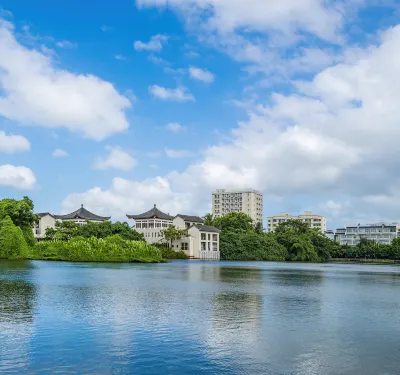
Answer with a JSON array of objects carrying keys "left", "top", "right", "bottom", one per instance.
[
  {"left": 175, "top": 214, "right": 204, "bottom": 223},
  {"left": 55, "top": 205, "right": 110, "bottom": 221},
  {"left": 193, "top": 224, "right": 221, "bottom": 233},
  {"left": 127, "top": 204, "right": 173, "bottom": 220},
  {"left": 36, "top": 212, "right": 54, "bottom": 218}
]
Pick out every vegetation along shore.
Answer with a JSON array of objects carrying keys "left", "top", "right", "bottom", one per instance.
[{"left": 1, "top": 196, "right": 400, "bottom": 263}]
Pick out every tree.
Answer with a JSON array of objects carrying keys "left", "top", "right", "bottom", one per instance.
[
  {"left": 254, "top": 222, "right": 264, "bottom": 234},
  {"left": 0, "top": 216, "right": 29, "bottom": 259},
  {"left": 0, "top": 196, "right": 37, "bottom": 232},
  {"left": 160, "top": 226, "right": 188, "bottom": 248},
  {"left": 213, "top": 212, "right": 254, "bottom": 233},
  {"left": 204, "top": 213, "right": 214, "bottom": 226}
]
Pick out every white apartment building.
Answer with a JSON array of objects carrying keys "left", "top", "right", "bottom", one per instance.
[
  {"left": 212, "top": 189, "right": 263, "bottom": 223},
  {"left": 335, "top": 223, "right": 400, "bottom": 246},
  {"left": 267, "top": 211, "right": 327, "bottom": 232},
  {"left": 127, "top": 205, "right": 220, "bottom": 260}
]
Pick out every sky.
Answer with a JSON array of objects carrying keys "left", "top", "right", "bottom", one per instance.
[{"left": 1, "top": 0, "right": 400, "bottom": 230}]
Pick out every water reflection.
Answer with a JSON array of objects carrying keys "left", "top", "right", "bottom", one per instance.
[{"left": 1, "top": 261, "right": 400, "bottom": 375}]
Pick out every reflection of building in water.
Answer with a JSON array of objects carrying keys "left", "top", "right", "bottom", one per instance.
[{"left": 206, "top": 267, "right": 263, "bottom": 353}]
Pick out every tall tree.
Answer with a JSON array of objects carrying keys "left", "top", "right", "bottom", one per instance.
[
  {"left": 0, "top": 197, "right": 37, "bottom": 229},
  {"left": 204, "top": 213, "right": 214, "bottom": 226}
]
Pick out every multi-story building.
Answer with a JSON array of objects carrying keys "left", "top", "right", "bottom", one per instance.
[
  {"left": 33, "top": 213, "right": 56, "bottom": 239},
  {"left": 212, "top": 189, "right": 263, "bottom": 223},
  {"left": 127, "top": 204, "right": 220, "bottom": 260},
  {"left": 267, "top": 211, "right": 327, "bottom": 232},
  {"left": 335, "top": 223, "right": 400, "bottom": 246}
]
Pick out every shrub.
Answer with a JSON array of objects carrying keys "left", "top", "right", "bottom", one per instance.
[
  {"left": 0, "top": 216, "right": 29, "bottom": 259},
  {"left": 160, "top": 247, "right": 189, "bottom": 259}
]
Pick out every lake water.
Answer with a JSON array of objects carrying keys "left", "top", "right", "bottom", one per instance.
[{"left": 1, "top": 260, "right": 400, "bottom": 375}]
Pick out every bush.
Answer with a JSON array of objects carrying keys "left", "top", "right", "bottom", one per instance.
[
  {"left": 0, "top": 216, "right": 29, "bottom": 259},
  {"left": 31, "top": 235, "right": 163, "bottom": 263},
  {"left": 160, "top": 247, "right": 189, "bottom": 259}
]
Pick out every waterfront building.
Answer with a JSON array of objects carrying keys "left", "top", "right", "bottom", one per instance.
[
  {"left": 127, "top": 204, "right": 220, "bottom": 260},
  {"left": 324, "top": 230, "right": 335, "bottom": 241},
  {"left": 335, "top": 223, "right": 400, "bottom": 246},
  {"left": 212, "top": 188, "right": 263, "bottom": 223},
  {"left": 33, "top": 213, "right": 56, "bottom": 239},
  {"left": 267, "top": 211, "right": 327, "bottom": 232},
  {"left": 55, "top": 204, "right": 110, "bottom": 225}
]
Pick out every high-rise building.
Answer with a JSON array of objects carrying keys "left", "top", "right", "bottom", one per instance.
[
  {"left": 267, "top": 211, "right": 327, "bottom": 232},
  {"left": 212, "top": 189, "right": 263, "bottom": 223}
]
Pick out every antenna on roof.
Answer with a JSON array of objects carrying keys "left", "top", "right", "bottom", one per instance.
[
  {"left": 81, "top": 204, "right": 83, "bottom": 208},
  {"left": 154, "top": 204, "right": 156, "bottom": 208}
]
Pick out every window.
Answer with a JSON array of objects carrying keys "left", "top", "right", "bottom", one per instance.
[
  {"left": 181, "top": 243, "right": 188, "bottom": 251},
  {"left": 142, "top": 222, "right": 148, "bottom": 228},
  {"left": 201, "top": 242, "right": 206, "bottom": 251},
  {"left": 212, "top": 234, "right": 218, "bottom": 241},
  {"left": 136, "top": 222, "right": 142, "bottom": 229},
  {"left": 208, "top": 234, "right": 211, "bottom": 241},
  {"left": 212, "top": 242, "right": 218, "bottom": 251},
  {"left": 201, "top": 233, "right": 206, "bottom": 240},
  {"left": 208, "top": 242, "right": 211, "bottom": 250}
]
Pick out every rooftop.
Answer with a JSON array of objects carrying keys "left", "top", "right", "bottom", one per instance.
[
  {"left": 175, "top": 214, "right": 204, "bottom": 223},
  {"left": 55, "top": 205, "right": 110, "bottom": 221},
  {"left": 127, "top": 204, "right": 173, "bottom": 221},
  {"left": 36, "top": 212, "right": 54, "bottom": 218},
  {"left": 192, "top": 224, "right": 221, "bottom": 233}
]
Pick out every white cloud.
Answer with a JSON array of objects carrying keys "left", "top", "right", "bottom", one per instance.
[
  {"left": 134, "top": 34, "right": 168, "bottom": 52},
  {"left": 0, "top": 164, "right": 36, "bottom": 189},
  {"left": 61, "top": 177, "right": 191, "bottom": 221},
  {"left": 149, "top": 85, "right": 195, "bottom": 102},
  {"left": 150, "top": 164, "right": 158, "bottom": 169},
  {"left": 164, "top": 148, "right": 194, "bottom": 158},
  {"left": 136, "top": 0, "right": 345, "bottom": 42},
  {"left": 93, "top": 146, "right": 137, "bottom": 171},
  {"left": 189, "top": 66, "right": 215, "bottom": 83},
  {"left": 101, "top": 25, "right": 113, "bottom": 32},
  {"left": 0, "top": 20, "right": 131, "bottom": 141},
  {"left": 52, "top": 149, "right": 68, "bottom": 157},
  {"left": 61, "top": 24, "right": 400, "bottom": 225},
  {"left": 0, "top": 131, "right": 30, "bottom": 153},
  {"left": 114, "top": 54, "right": 127, "bottom": 60},
  {"left": 166, "top": 122, "right": 185, "bottom": 133},
  {"left": 56, "top": 40, "right": 77, "bottom": 48}
]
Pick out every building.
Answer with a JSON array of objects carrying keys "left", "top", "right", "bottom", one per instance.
[
  {"left": 212, "top": 189, "right": 263, "bottom": 223},
  {"left": 55, "top": 204, "right": 110, "bottom": 225},
  {"left": 33, "top": 213, "right": 56, "bottom": 239},
  {"left": 335, "top": 223, "right": 400, "bottom": 246},
  {"left": 267, "top": 211, "right": 327, "bottom": 232},
  {"left": 324, "top": 230, "right": 335, "bottom": 241},
  {"left": 127, "top": 204, "right": 220, "bottom": 260}
]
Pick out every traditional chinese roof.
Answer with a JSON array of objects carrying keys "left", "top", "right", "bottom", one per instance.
[
  {"left": 55, "top": 205, "right": 110, "bottom": 221},
  {"left": 126, "top": 204, "right": 173, "bottom": 221},
  {"left": 174, "top": 214, "right": 204, "bottom": 223},
  {"left": 192, "top": 224, "right": 221, "bottom": 233},
  {"left": 36, "top": 212, "right": 55, "bottom": 218}
]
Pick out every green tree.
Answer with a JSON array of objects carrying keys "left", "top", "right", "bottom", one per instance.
[
  {"left": 0, "top": 216, "right": 29, "bottom": 259},
  {"left": 254, "top": 221, "right": 264, "bottom": 234},
  {"left": 160, "top": 225, "right": 188, "bottom": 248},
  {"left": 213, "top": 212, "right": 254, "bottom": 233},
  {"left": 0, "top": 197, "right": 37, "bottom": 228},
  {"left": 204, "top": 213, "right": 214, "bottom": 226}
]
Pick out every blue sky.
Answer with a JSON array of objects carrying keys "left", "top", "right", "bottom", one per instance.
[{"left": 1, "top": 0, "right": 400, "bottom": 229}]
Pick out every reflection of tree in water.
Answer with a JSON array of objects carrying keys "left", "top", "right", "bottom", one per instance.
[
  {"left": 216, "top": 266, "right": 263, "bottom": 284},
  {"left": 267, "top": 270, "right": 324, "bottom": 320},
  {"left": 0, "top": 279, "right": 36, "bottom": 324},
  {"left": 0, "top": 261, "right": 36, "bottom": 324}
]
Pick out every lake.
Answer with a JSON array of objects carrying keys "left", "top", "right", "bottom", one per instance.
[{"left": 1, "top": 260, "right": 400, "bottom": 375}]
